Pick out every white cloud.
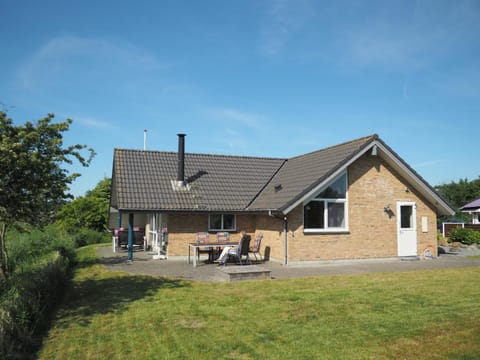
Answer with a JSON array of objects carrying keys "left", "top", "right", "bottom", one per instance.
[
  {"left": 339, "top": 1, "right": 480, "bottom": 71},
  {"left": 204, "top": 107, "right": 271, "bottom": 152},
  {"left": 73, "top": 115, "right": 116, "bottom": 130},
  {"left": 17, "top": 35, "right": 168, "bottom": 91},
  {"left": 414, "top": 159, "right": 444, "bottom": 169},
  {"left": 207, "top": 107, "right": 268, "bottom": 129},
  {"left": 259, "top": 0, "right": 314, "bottom": 56}
]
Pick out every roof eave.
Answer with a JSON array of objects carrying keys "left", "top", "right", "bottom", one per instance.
[
  {"left": 281, "top": 139, "right": 455, "bottom": 216},
  {"left": 280, "top": 136, "right": 377, "bottom": 215},
  {"left": 373, "top": 140, "right": 455, "bottom": 216}
]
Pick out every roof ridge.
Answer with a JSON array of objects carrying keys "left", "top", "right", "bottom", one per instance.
[
  {"left": 114, "top": 148, "right": 286, "bottom": 161},
  {"left": 288, "top": 134, "right": 378, "bottom": 161}
]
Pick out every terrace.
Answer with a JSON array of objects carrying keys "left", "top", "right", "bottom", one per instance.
[{"left": 96, "top": 246, "right": 480, "bottom": 282}]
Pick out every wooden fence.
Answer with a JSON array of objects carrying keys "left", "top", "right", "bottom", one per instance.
[{"left": 442, "top": 223, "right": 480, "bottom": 237}]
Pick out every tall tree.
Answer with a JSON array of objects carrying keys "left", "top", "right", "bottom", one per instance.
[
  {"left": 56, "top": 177, "right": 111, "bottom": 232},
  {"left": 435, "top": 177, "right": 480, "bottom": 222},
  {"left": 435, "top": 177, "right": 480, "bottom": 210},
  {"left": 0, "top": 111, "right": 94, "bottom": 277}
]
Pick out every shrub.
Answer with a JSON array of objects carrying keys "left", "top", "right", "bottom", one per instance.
[
  {"left": 0, "top": 251, "right": 72, "bottom": 358},
  {"left": 7, "top": 225, "right": 76, "bottom": 273},
  {"left": 448, "top": 227, "right": 480, "bottom": 245},
  {"left": 71, "top": 228, "right": 109, "bottom": 248}
]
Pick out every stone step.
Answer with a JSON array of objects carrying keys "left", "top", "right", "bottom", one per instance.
[{"left": 216, "top": 265, "right": 272, "bottom": 281}]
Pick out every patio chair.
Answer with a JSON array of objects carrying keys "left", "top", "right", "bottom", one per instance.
[
  {"left": 196, "top": 232, "right": 213, "bottom": 262},
  {"left": 216, "top": 231, "right": 230, "bottom": 243},
  {"left": 214, "top": 232, "right": 230, "bottom": 260},
  {"left": 249, "top": 233, "right": 263, "bottom": 261},
  {"left": 228, "top": 233, "right": 251, "bottom": 265}
]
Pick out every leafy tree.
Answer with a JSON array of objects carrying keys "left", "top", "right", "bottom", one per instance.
[
  {"left": 435, "top": 177, "right": 480, "bottom": 221},
  {"left": 0, "top": 111, "right": 94, "bottom": 278},
  {"left": 56, "top": 178, "right": 111, "bottom": 232}
]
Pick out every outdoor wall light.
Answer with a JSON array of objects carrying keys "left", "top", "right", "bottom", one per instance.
[{"left": 384, "top": 204, "right": 394, "bottom": 219}]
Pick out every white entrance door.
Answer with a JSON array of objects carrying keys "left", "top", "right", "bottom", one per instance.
[{"left": 397, "top": 202, "right": 417, "bottom": 256}]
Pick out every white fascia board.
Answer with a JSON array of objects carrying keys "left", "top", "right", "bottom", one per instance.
[
  {"left": 282, "top": 140, "right": 455, "bottom": 216},
  {"left": 282, "top": 142, "right": 375, "bottom": 215},
  {"left": 374, "top": 141, "right": 455, "bottom": 216}
]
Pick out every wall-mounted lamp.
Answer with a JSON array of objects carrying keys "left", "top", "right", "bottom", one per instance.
[
  {"left": 384, "top": 204, "right": 394, "bottom": 219},
  {"left": 371, "top": 145, "right": 378, "bottom": 156}
]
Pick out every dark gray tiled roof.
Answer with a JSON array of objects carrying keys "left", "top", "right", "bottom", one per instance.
[
  {"left": 112, "top": 135, "right": 377, "bottom": 213},
  {"left": 249, "top": 134, "right": 376, "bottom": 211},
  {"left": 112, "top": 149, "right": 286, "bottom": 211},
  {"left": 111, "top": 134, "right": 455, "bottom": 216}
]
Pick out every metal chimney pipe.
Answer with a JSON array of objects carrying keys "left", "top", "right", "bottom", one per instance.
[{"left": 177, "top": 133, "right": 186, "bottom": 184}]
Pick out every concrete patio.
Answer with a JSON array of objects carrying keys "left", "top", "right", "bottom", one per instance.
[{"left": 96, "top": 246, "right": 480, "bottom": 282}]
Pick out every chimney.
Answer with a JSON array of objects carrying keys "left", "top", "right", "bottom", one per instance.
[{"left": 177, "top": 133, "right": 186, "bottom": 185}]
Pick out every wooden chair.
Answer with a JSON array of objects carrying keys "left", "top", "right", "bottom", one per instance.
[
  {"left": 249, "top": 233, "right": 263, "bottom": 261},
  {"left": 196, "top": 232, "right": 213, "bottom": 262}
]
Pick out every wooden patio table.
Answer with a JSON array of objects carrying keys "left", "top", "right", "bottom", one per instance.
[{"left": 188, "top": 241, "right": 237, "bottom": 267}]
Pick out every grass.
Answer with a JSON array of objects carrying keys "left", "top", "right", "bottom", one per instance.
[{"left": 38, "top": 245, "right": 480, "bottom": 359}]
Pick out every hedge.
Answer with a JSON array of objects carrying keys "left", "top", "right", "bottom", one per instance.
[{"left": 0, "top": 251, "right": 72, "bottom": 359}]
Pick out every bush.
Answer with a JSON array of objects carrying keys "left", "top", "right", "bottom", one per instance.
[
  {"left": 70, "top": 228, "right": 109, "bottom": 248},
  {"left": 0, "top": 251, "right": 72, "bottom": 358},
  {"left": 7, "top": 225, "right": 76, "bottom": 273},
  {"left": 448, "top": 227, "right": 480, "bottom": 245}
]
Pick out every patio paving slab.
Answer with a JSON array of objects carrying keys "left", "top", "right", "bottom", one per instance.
[{"left": 96, "top": 246, "right": 480, "bottom": 283}]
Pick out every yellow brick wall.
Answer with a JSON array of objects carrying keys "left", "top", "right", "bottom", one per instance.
[
  {"left": 166, "top": 213, "right": 257, "bottom": 256},
  {"left": 149, "top": 153, "right": 438, "bottom": 261},
  {"left": 280, "top": 153, "right": 438, "bottom": 261}
]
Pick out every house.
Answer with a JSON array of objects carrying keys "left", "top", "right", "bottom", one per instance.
[
  {"left": 109, "top": 133, "right": 454, "bottom": 263},
  {"left": 460, "top": 198, "right": 480, "bottom": 224}
]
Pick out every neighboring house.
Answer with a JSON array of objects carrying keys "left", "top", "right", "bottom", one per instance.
[
  {"left": 460, "top": 198, "right": 480, "bottom": 224},
  {"left": 109, "top": 134, "right": 454, "bottom": 263}
]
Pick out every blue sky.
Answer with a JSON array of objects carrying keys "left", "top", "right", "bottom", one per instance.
[{"left": 1, "top": 0, "right": 479, "bottom": 197}]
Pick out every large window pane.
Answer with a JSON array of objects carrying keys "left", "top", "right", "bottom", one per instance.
[
  {"left": 210, "top": 214, "right": 222, "bottom": 230},
  {"left": 223, "top": 214, "right": 235, "bottom": 230},
  {"left": 209, "top": 214, "right": 236, "bottom": 231},
  {"left": 328, "top": 202, "right": 345, "bottom": 227},
  {"left": 304, "top": 201, "right": 325, "bottom": 229},
  {"left": 317, "top": 173, "right": 347, "bottom": 199}
]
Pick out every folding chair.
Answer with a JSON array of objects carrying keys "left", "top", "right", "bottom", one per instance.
[
  {"left": 249, "top": 233, "right": 263, "bottom": 261},
  {"left": 196, "top": 232, "right": 213, "bottom": 262}
]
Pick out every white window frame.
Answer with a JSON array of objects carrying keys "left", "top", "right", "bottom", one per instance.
[
  {"left": 208, "top": 213, "right": 236, "bottom": 232},
  {"left": 303, "top": 172, "right": 349, "bottom": 233}
]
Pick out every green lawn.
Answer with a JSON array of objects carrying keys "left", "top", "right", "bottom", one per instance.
[{"left": 39, "top": 245, "right": 480, "bottom": 359}]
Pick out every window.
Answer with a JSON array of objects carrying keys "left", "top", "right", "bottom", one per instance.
[
  {"left": 209, "top": 214, "right": 236, "bottom": 231},
  {"left": 304, "top": 173, "right": 348, "bottom": 232},
  {"left": 400, "top": 205, "right": 413, "bottom": 229}
]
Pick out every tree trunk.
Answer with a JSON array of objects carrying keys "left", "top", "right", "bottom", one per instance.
[{"left": 0, "top": 222, "right": 9, "bottom": 279}]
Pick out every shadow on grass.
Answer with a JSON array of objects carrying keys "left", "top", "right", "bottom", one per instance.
[{"left": 56, "top": 265, "right": 189, "bottom": 329}]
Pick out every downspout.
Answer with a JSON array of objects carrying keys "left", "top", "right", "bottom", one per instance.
[
  {"left": 283, "top": 215, "right": 288, "bottom": 266},
  {"left": 128, "top": 213, "right": 134, "bottom": 261},
  {"left": 269, "top": 210, "right": 288, "bottom": 266}
]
